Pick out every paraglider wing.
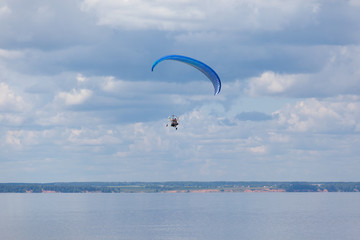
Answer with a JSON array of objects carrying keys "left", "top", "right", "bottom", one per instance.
[{"left": 151, "top": 55, "right": 221, "bottom": 95}]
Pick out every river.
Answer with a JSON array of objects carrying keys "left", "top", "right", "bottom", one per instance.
[{"left": 0, "top": 192, "right": 359, "bottom": 240}]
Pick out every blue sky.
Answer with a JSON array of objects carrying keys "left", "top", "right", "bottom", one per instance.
[{"left": 1, "top": 0, "right": 360, "bottom": 182}]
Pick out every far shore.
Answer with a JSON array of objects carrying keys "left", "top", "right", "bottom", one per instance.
[{"left": 1, "top": 181, "right": 359, "bottom": 193}]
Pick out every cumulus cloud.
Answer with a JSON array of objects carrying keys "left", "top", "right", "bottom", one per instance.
[
  {"left": 67, "top": 128, "right": 121, "bottom": 145},
  {"left": 247, "top": 45, "right": 360, "bottom": 98},
  {"left": 0, "top": 82, "right": 27, "bottom": 112},
  {"left": 57, "top": 88, "right": 93, "bottom": 105},
  {"left": 5, "top": 130, "right": 37, "bottom": 146},
  {"left": 274, "top": 96, "right": 360, "bottom": 133},
  {"left": 81, "top": 0, "right": 319, "bottom": 32},
  {"left": 1, "top": 78, "right": 360, "bottom": 181},
  {"left": 83, "top": 94, "right": 359, "bottom": 180},
  {"left": 248, "top": 145, "right": 266, "bottom": 154},
  {"left": 76, "top": 73, "right": 87, "bottom": 83},
  {"left": 81, "top": 0, "right": 204, "bottom": 31},
  {"left": 5, "top": 131, "right": 22, "bottom": 145},
  {"left": 246, "top": 71, "right": 301, "bottom": 96}
]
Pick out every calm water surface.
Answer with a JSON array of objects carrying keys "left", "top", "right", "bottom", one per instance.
[{"left": 0, "top": 193, "right": 359, "bottom": 240}]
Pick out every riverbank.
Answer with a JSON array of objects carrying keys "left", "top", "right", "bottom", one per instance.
[{"left": 1, "top": 181, "right": 359, "bottom": 193}]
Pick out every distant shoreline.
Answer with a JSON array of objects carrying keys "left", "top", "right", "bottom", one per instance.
[{"left": 1, "top": 182, "right": 359, "bottom": 193}]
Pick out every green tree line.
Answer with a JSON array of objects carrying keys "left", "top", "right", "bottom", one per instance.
[{"left": 0, "top": 182, "right": 359, "bottom": 193}]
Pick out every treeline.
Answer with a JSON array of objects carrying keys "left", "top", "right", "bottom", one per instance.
[
  {"left": 0, "top": 183, "right": 116, "bottom": 193},
  {"left": 280, "top": 182, "right": 360, "bottom": 192},
  {"left": 0, "top": 182, "right": 359, "bottom": 193}
]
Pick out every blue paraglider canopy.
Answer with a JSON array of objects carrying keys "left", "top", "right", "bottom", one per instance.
[{"left": 152, "top": 55, "right": 221, "bottom": 95}]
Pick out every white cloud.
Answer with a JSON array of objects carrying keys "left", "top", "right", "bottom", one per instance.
[
  {"left": 246, "top": 71, "right": 302, "bottom": 96},
  {"left": 57, "top": 88, "right": 92, "bottom": 105},
  {"left": 248, "top": 145, "right": 266, "bottom": 154},
  {"left": 67, "top": 128, "right": 121, "bottom": 145},
  {"left": 0, "top": 5, "right": 11, "bottom": 17},
  {"left": 5, "top": 130, "right": 47, "bottom": 147},
  {"left": 5, "top": 131, "right": 22, "bottom": 145},
  {"left": 246, "top": 45, "right": 360, "bottom": 98},
  {"left": 101, "top": 76, "right": 125, "bottom": 93},
  {"left": 1, "top": 85, "right": 360, "bottom": 181},
  {"left": 0, "top": 48, "right": 23, "bottom": 59},
  {"left": 81, "top": 0, "right": 319, "bottom": 32},
  {"left": 274, "top": 96, "right": 360, "bottom": 133},
  {"left": 0, "top": 82, "right": 27, "bottom": 111},
  {"left": 81, "top": 0, "right": 204, "bottom": 31},
  {"left": 76, "top": 73, "right": 87, "bottom": 83}
]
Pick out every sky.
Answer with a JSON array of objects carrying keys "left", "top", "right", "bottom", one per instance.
[{"left": 1, "top": 0, "right": 360, "bottom": 182}]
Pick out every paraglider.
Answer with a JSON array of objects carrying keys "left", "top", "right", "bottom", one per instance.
[
  {"left": 151, "top": 55, "right": 221, "bottom": 95},
  {"left": 166, "top": 115, "right": 179, "bottom": 130},
  {"left": 152, "top": 55, "right": 221, "bottom": 130}
]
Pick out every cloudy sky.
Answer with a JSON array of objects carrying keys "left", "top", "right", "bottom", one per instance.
[{"left": 1, "top": 0, "right": 360, "bottom": 182}]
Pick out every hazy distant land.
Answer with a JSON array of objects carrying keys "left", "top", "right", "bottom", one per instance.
[{"left": 0, "top": 182, "right": 359, "bottom": 193}]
